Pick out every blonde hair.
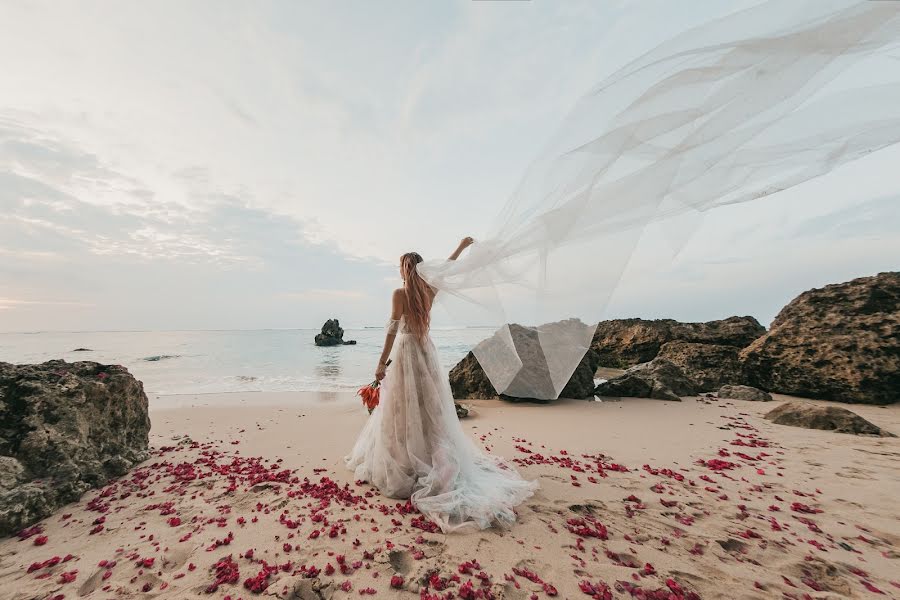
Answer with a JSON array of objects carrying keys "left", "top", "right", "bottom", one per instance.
[{"left": 400, "top": 252, "right": 431, "bottom": 340}]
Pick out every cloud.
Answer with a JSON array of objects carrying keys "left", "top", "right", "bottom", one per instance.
[
  {"left": 279, "top": 289, "right": 368, "bottom": 301},
  {"left": 0, "top": 0, "right": 896, "bottom": 332}
]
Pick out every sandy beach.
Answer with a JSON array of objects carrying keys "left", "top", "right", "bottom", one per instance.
[{"left": 0, "top": 392, "right": 897, "bottom": 600}]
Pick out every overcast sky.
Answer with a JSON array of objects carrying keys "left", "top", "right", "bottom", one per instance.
[{"left": 1, "top": 0, "right": 898, "bottom": 332}]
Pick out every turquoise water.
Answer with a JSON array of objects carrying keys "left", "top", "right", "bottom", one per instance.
[{"left": 0, "top": 328, "right": 491, "bottom": 395}]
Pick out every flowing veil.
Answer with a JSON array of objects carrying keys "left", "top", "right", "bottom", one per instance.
[{"left": 419, "top": 0, "right": 900, "bottom": 399}]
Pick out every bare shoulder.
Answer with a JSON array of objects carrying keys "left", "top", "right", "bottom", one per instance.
[{"left": 392, "top": 288, "right": 406, "bottom": 306}]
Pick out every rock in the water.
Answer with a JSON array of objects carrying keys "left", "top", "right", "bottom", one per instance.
[
  {"left": 741, "top": 272, "right": 899, "bottom": 405},
  {"left": 591, "top": 316, "right": 765, "bottom": 368},
  {"left": 764, "top": 401, "right": 894, "bottom": 437},
  {"left": 449, "top": 322, "right": 600, "bottom": 400},
  {"left": 314, "top": 318, "right": 356, "bottom": 346},
  {"left": 594, "top": 358, "right": 695, "bottom": 401},
  {"left": 657, "top": 341, "right": 746, "bottom": 391},
  {"left": 71, "top": 348, "right": 92, "bottom": 352},
  {"left": 454, "top": 403, "right": 469, "bottom": 419},
  {"left": 0, "top": 361, "right": 151, "bottom": 536},
  {"left": 718, "top": 384, "right": 772, "bottom": 402}
]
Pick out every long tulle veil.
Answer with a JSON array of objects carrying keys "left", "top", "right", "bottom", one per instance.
[{"left": 418, "top": 0, "right": 900, "bottom": 399}]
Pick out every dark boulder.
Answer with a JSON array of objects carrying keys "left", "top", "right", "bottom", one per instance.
[
  {"left": 314, "top": 318, "right": 356, "bottom": 346},
  {"left": 449, "top": 352, "right": 495, "bottom": 400},
  {"left": 764, "top": 402, "right": 894, "bottom": 437},
  {"left": 0, "top": 361, "right": 151, "bottom": 536},
  {"left": 591, "top": 316, "right": 765, "bottom": 368},
  {"left": 594, "top": 358, "right": 695, "bottom": 401},
  {"left": 657, "top": 341, "right": 746, "bottom": 391},
  {"left": 449, "top": 321, "right": 600, "bottom": 400},
  {"left": 741, "top": 272, "right": 899, "bottom": 405}
]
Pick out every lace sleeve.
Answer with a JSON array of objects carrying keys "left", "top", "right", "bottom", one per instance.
[{"left": 385, "top": 319, "right": 400, "bottom": 335}]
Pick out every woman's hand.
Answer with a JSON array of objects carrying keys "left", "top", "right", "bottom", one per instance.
[
  {"left": 449, "top": 236, "right": 475, "bottom": 260},
  {"left": 375, "top": 362, "right": 387, "bottom": 381}
]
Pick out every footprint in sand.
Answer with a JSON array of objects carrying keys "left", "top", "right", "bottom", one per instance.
[
  {"left": 783, "top": 558, "right": 851, "bottom": 595},
  {"left": 835, "top": 466, "right": 875, "bottom": 480},
  {"left": 388, "top": 549, "right": 414, "bottom": 574},
  {"left": 716, "top": 538, "right": 749, "bottom": 554},
  {"left": 568, "top": 502, "right": 606, "bottom": 516}
]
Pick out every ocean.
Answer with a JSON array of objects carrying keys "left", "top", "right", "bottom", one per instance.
[{"left": 0, "top": 328, "right": 491, "bottom": 396}]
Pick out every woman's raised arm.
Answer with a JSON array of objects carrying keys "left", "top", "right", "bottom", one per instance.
[{"left": 448, "top": 236, "right": 474, "bottom": 260}]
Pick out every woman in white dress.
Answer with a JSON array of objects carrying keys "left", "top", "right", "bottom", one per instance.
[{"left": 345, "top": 238, "right": 538, "bottom": 533}]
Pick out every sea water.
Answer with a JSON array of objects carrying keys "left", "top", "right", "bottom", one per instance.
[{"left": 0, "top": 328, "right": 491, "bottom": 396}]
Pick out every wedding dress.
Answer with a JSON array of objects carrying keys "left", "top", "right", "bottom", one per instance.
[{"left": 345, "top": 316, "right": 538, "bottom": 533}]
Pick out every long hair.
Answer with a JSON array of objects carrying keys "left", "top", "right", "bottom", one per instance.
[{"left": 400, "top": 252, "right": 431, "bottom": 340}]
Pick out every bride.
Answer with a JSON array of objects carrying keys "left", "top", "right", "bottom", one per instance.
[{"left": 345, "top": 237, "right": 538, "bottom": 533}]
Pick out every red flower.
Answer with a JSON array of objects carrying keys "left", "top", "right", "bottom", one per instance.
[
  {"left": 59, "top": 570, "right": 78, "bottom": 583},
  {"left": 33, "top": 535, "right": 48, "bottom": 546},
  {"left": 390, "top": 575, "right": 404, "bottom": 589}
]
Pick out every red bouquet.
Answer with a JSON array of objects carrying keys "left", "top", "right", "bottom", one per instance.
[{"left": 358, "top": 359, "right": 391, "bottom": 414}]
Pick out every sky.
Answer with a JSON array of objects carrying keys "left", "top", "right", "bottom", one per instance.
[{"left": 1, "top": 0, "right": 898, "bottom": 332}]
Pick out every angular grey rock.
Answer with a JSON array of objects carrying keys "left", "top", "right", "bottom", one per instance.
[
  {"left": 718, "top": 384, "right": 772, "bottom": 402},
  {"left": 449, "top": 321, "right": 601, "bottom": 401},
  {"left": 764, "top": 401, "right": 894, "bottom": 437},
  {"left": 0, "top": 360, "right": 151, "bottom": 536}
]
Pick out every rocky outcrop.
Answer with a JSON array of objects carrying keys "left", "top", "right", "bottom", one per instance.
[
  {"left": 449, "top": 353, "right": 497, "bottom": 400},
  {"left": 0, "top": 361, "right": 151, "bottom": 536},
  {"left": 314, "top": 319, "right": 356, "bottom": 346},
  {"left": 764, "top": 402, "right": 894, "bottom": 437},
  {"left": 449, "top": 322, "right": 600, "bottom": 400},
  {"left": 718, "top": 384, "right": 772, "bottom": 402},
  {"left": 594, "top": 358, "right": 695, "bottom": 401},
  {"left": 657, "top": 341, "right": 746, "bottom": 391},
  {"left": 741, "top": 272, "right": 899, "bottom": 405},
  {"left": 591, "top": 316, "right": 765, "bottom": 368}
]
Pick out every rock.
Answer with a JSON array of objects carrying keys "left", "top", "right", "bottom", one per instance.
[
  {"left": 0, "top": 360, "right": 151, "bottom": 536},
  {"left": 718, "top": 384, "right": 772, "bottom": 402},
  {"left": 314, "top": 318, "right": 356, "bottom": 346},
  {"left": 142, "top": 354, "right": 180, "bottom": 362},
  {"left": 449, "top": 321, "right": 600, "bottom": 400},
  {"left": 449, "top": 352, "right": 497, "bottom": 400},
  {"left": 71, "top": 348, "right": 92, "bottom": 352},
  {"left": 592, "top": 316, "right": 765, "bottom": 368},
  {"left": 657, "top": 341, "right": 746, "bottom": 391},
  {"left": 764, "top": 401, "right": 894, "bottom": 437},
  {"left": 594, "top": 358, "right": 695, "bottom": 401},
  {"left": 454, "top": 403, "right": 469, "bottom": 419},
  {"left": 741, "top": 272, "right": 899, "bottom": 405}
]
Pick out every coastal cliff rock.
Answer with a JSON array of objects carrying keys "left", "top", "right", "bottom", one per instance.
[
  {"left": 594, "top": 358, "right": 695, "bottom": 401},
  {"left": 764, "top": 402, "right": 894, "bottom": 437},
  {"left": 741, "top": 272, "right": 900, "bottom": 405},
  {"left": 657, "top": 341, "right": 746, "bottom": 391},
  {"left": 0, "top": 361, "right": 150, "bottom": 536},
  {"left": 591, "top": 316, "right": 765, "bottom": 368},
  {"left": 449, "top": 322, "right": 600, "bottom": 400},
  {"left": 314, "top": 318, "right": 357, "bottom": 346}
]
